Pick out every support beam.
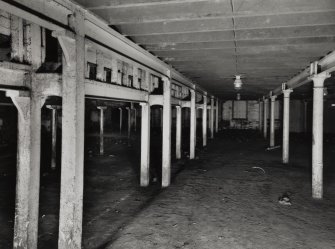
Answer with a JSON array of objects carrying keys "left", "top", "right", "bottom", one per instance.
[
  {"left": 7, "top": 89, "right": 45, "bottom": 249},
  {"left": 10, "top": 15, "right": 24, "bottom": 63},
  {"left": 304, "top": 100, "right": 308, "bottom": 133},
  {"left": 126, "top": 107, "right": 131, "bottom": 139},
  {"left": 263, "top": 98, "right": 268, "bottom": 138},
  {"left": 97, "top": 106, "right": 107, "bottom": 155},
  {"left": 202, "top": 96, "right": 207, "bottom": 147},
  {"left": 55, "top": 12, "right": 85, "bottom": 249},
  {"left": 140, "top": 103, "right": 150, "bottom": 186},
  {"left": 134, "top": 108, "right": 137, "bottom": 132},
  {"left": 47, "top": 105, "right": 61, "bottom": 170},
  {"left": 175, "top": 106, "right": 182, "bottom": 159},
  {"left": 215, "top": 98, "right": 219, "bottom": 133},
  {"left": 118, "top": 107, "right": 123, "bottom": 134},
  {"left": 162, "top": 75, "right": 171, "bottom": 187},
  {"left": 210, "top": 97, "right": 214, "bottom": 139},
  {"left": 8, "top": 91, "right": 31, "bottom": 249},
  {"left": 311, "top": 72, "right": 330, "bottom": 199},
  {"left": 270, "top": 95, "right": 277, "bottom": 147},
  {"left": 259, "top": 100, "right": 263, "bottom": 132},
  {"left": 190, "top": 89, "right": 196, "bottom": 159},
  {"left": 282, "top": 89, "right": 293, "bottom": 164},
  {"left": 160, "top": 107, "right": 163, "bottom": 131}
]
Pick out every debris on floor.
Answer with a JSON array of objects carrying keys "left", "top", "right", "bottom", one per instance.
[
  {"left": 252, "top": 166, "right": 266, "bottom": 174},
  {"left": 266, "top": 145, "right": 281, "bottom": 151},
  {"left": 278, "top": 192, "right": 292, "bottom": 206}
]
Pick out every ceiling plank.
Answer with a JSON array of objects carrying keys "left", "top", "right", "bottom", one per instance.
[
  {"left": 85, "top": 0, "right": 335, "bottom": 24},
  {"left": 133, "top": 25, "right": 335, "bottom": 44},
  {"left": 145, "top": 37, "right": 335, "bottom": 51},
  {"left": 116, "top": 11, "right": 335, "bottom": 36}
]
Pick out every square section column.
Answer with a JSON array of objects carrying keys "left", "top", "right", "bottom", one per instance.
[
  {"left": 190, "top": 89, "right": 196, "bottom": 159},
  {"left": 311, "top": 72, "right": 330, "bottom": 199},
  {"left": 140, "top": 103, "right": 150, "bottom": 186},
  {"left": 162, "top": 75, "right": 171, "bottom": 187},
  {"left": 202, "top": 96, "right": 207, "bottom": 147}
]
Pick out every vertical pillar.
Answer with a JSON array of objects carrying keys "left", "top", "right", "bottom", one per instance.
[
  {"left": 210, "top": 97, "right": 214, "bottom": 139},
  {"left": 202, "top": 96, "right": 207, "bottom": 147},
  {"left": 311, "top": 73, "right": 330, "bottom": 199},
  {"left": 215, "top": 98, "right": 219, "bottom": 132},
  {"left": 97, "top": 106, "right": 107, "bottom": 155},
  {"left": 176, "top": 106, "right": 182, "bottom": 159},
  {"left": 270, "top": 95, "right": 277, "bottom": 147},
  {"left": 134, "top": 108, "right": 137, "bottom": 132},
  {"left": 8, "top": 89, "right": 45, "bottom": 249},
  {"left": 54, "top": 11, "right": 85, "bottom": 249},
  {"left": 282, "top": 89, "right": 293, "bottom": 164},
  {"left": 118, "top": 107, "right": 123, "bottom": 134},
  {"left": 160, "top": 107, "right": 163, "bottom": 130},
  {"left": 263, "top": 98, "right": 268, "bottom": 138},
  {"left": 190, "top": 89, "right": 196, "bottom": 159},
  {"left": 162, "top": 75, "right": 171, "bottom": 187},
  {"left": 126, "top": 107, "right": 131, "bottom": 139},
  {"left": 259, "top": 100, "right": 263, "bottom": 132},
  {"left": 27, "top": 90, "right": 45, "bottom": 249},
  {"left": 140, "top": 103, "right": 150, "bottom": 186},
  {"left": 304, "top": 100, "right": 308, "bottom": 133},
  {"left": 47, "top": 105, "right": 61, "bottom": 170}
]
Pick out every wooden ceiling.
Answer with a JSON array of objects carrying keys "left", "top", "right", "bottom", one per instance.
[{"left": 75, "top": 0, "right": 335, "bottom": 99}]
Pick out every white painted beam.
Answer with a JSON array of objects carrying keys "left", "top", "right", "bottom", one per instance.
[
  {"left": 46, "top": 105, "right": 61, "bottom": 170},
  {"left": 85, "top": 80, "right": 149, "bottom": 102},
  {"left": 311, "top": 72, "right": 330, "bottom": 199},
  {"left": 97, "top": 106, "right": 107, "bottom": 155},
  {"left": 263, "top": 98, "right": 268, "bottom": 139},
  {"left": 140, "top": 103, "right": 150, "bottom": 186},
  {"left": 189, "top": 89, "right": 196, "bottom": 159},
  {"left": 175, "top": 106, "right": 182, "bottom": 159},
  {"left": 162, "top": 75, "right": 171, "bottom": 187},
  {"left": 56, "top": 12, "right": 85, "bottom": 249},
  {"left": 210, "top": 97, "right": 214, "bottom": 139},
  {"left": 202, "top": 95, "right": 207, "bottom": 147},
  {"left": 269, "top": 95, "right": 277, "bottom": 147},
  {"left": 282, "top": 89, "right": 293, "bottom": 164}
]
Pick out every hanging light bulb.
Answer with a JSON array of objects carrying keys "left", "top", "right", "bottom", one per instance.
[{"left": 234, "top": 75, "right": 243, "bottom": 90}]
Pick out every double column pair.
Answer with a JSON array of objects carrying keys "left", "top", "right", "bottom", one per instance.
[
  {"left": 261, "top": 91, "right": 292, "bottom": 162},
  {"left": 140, "top": 76, "right": 172, "bottom": 187}
]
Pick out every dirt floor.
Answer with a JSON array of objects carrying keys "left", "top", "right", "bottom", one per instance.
[{"left": 1, "top": 130, "right": 335, "bottom": 249}]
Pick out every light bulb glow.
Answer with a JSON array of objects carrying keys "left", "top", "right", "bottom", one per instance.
[{"left": 233, "top": 75, "right": 243, "bottom": 90}]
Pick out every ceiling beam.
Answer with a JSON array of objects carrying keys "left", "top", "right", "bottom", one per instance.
[
  {"left": 145, "top": 37, "right": 335, "bottom": 51},
  {"left": 133, "top": 25, "right": 335, "bottom": 44},
  {"left": 76, "top": 0, "right": 207, "bottom": 9},
  {"left": 86, "top": 0, "right": 335, "bottom": 24},
  {"left": 116, "top": 11, "right": 335, "bottom": 36}
]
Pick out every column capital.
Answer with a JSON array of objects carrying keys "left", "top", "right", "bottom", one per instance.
[
  {"left": 263, "top": 97, "right": 269, "bottom": 102},
  {"left": 46, "top": 105, "right": 62, "bottom": 110},
  {"left": 270, "top": 95, "right": 277, "bottom": 102},
  {"left": 97, "top": 106, "right": 107, "bottom": 110},
  {"left": 310, "top": 72, "right": 331, "bottom": 88},
  {"left": 282, "top": 89, "right": 293, "bottom": 98}
]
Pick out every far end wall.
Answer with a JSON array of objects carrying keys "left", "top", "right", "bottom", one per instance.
[{"left": 222, "top": 100, "right": 335, "bottom": 133}]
